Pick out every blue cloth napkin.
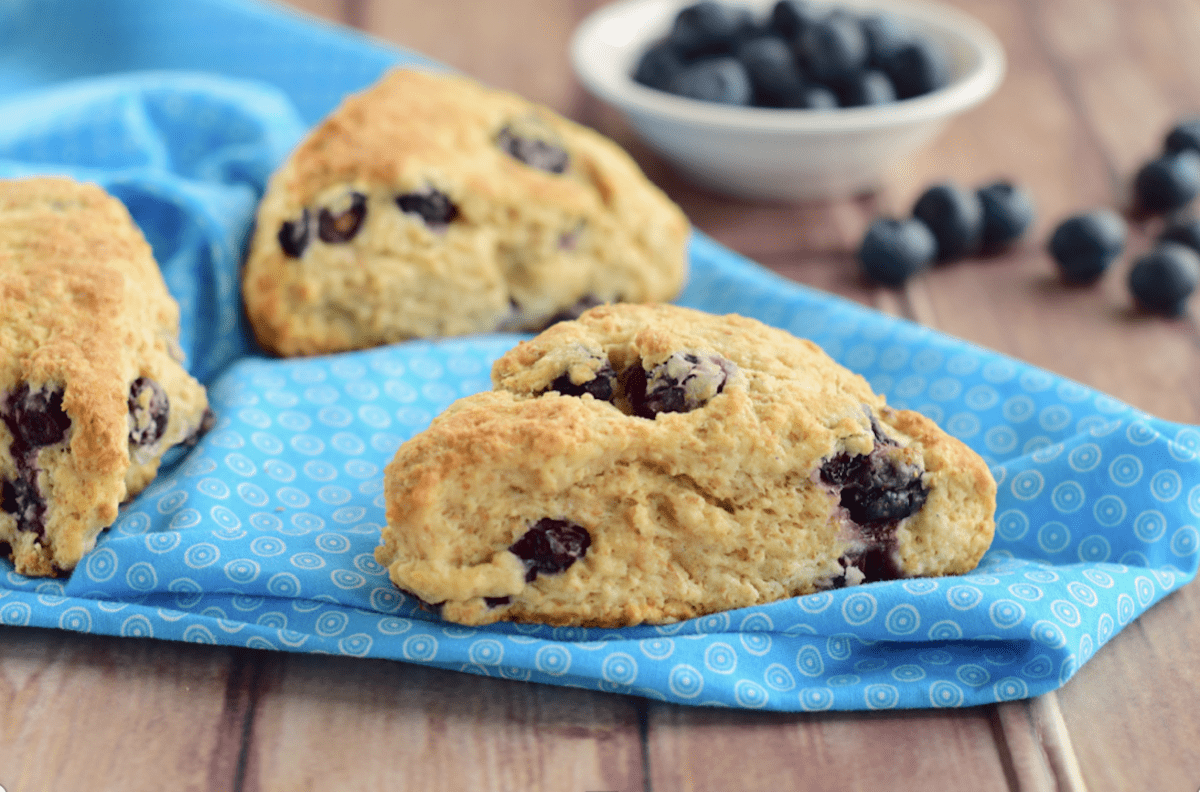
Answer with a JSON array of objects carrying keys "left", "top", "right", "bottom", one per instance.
[{"left": 0, "top": 0, "right": 1197, "bottom": 712}]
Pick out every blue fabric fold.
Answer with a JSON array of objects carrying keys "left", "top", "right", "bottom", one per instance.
[{"left": 0, "top": 1, "right": 1196, "bottom": 712}]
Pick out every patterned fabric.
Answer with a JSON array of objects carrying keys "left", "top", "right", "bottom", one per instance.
[{"left": 0, "top": 0, "right": 1196, "bottom": 711}]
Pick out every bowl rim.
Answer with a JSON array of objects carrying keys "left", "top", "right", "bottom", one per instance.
[{"left": 569, "top": 0, "right": 1007, "bottom": 135}]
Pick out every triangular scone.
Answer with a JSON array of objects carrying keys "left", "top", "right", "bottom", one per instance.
[
  {"left": 243, "top": 68, "right": 689, "bottom": 356},
  {"left": 0, "top": 177, "right": 212, "bottom": 577},
  {"left": 376, "top": 303, "right": 996, "bottom": 627}
]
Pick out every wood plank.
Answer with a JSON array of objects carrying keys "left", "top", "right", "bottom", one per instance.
[
  {"left": 242, "top": 653, "right": 646, "bottom": 792},
  {"left": 0, "top": 626, "right": 250, "bottom": 792}
]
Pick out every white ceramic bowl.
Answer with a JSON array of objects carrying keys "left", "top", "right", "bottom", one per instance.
[{"left": 569, "top": 0, "right": 1006, "bottom": 201}]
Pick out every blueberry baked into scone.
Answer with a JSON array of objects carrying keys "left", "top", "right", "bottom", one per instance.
[
  {"left": 0, "top": 177, "right": 212, "bottom": 577},
  {"left": 242, "top": 68, "right": 690, "bottom": 357},
  {"left": 376, "top": 304, "right": 997, "bottom": 627}
]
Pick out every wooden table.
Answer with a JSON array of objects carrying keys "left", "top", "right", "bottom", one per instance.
[{"left": 3, "top": 0, "right": 1199, "bottom": 789}]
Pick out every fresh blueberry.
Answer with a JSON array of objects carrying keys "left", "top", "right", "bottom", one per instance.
[
  {"left": 668, "top": 1, "right": 749, "bottom": 59},
  {"left": 736, "top": 35, "right": 804, "bottom": 107},
  {"left": 1047, "top": 209, "right": 1127, "bottom": 284},
  {"left": 769, "top": 0, "right": 819, "bottom": 41},
  {"left": 1134, "top": 150, "right": 1200, "bottom": 214},
  {"left": 668, "top": 57, "right": 753, "bottom": 105},
  {"left": 1128, "top": 242, "right": 1200, "bottom": 315},
  {"left": 278, "top": 208, "right": 311, "bottom": 258},
  {"left": 127, "top": 377, "right": 170, "bottom": 449},
  {"left": 317, "top": 192, "right": 367, "bottom": 243},
  {"left": 977, "top": 180, "right": 1036, "bottom": 252},
  {"left": 633, "top": 40, "right": 686, "bottom": 92},
  {"left": 912, "top": 182, "right": 984, "bottom": 261},
  {"left": 496, "top": 126, "right": 569, "bottom": 174},
  {"left": 797, "top": 10, "right": 868, "bottom": 86},
  {"left": 858, "top": 217, "right": 936, "bottom": 286},
  {"left": 547, "top": 360, "right": 617, "bottom": 402},
  {"left": 1164, "top": 118, "right": 1200, "bottom": 155},
  {"left": 880, "top": 38, "right": 950, "bottom": 99},
  {"left": 509, "top": 518, "right": 592, "bottom": 582},
  {"left": 1159, "top": 216, "right": 1200, "bottom": 253},
  {"left": 861, "top": 13, "right": 910, "bottom": 69},
  {"left": 836, "top": 69, "right": 896, "bottom": 107},
  {"left": 396, "top": 188, "right": 459, "bottom": 227}
]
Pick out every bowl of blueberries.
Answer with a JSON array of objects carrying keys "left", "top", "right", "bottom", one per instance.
[{"left": 570, "top": 0, "right": 1006, "bottom": 200}]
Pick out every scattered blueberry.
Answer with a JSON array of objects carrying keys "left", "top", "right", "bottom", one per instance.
[
  {"left": 857, "top": 217, "right": 936, "bottom": 286},
  {"left": 977, "top": 180, "right": 1036, "bottom": 252},
  {"left": 1133, "top": 150, "right": 1200, "bottom": 214},
  {"left": 912, "top": 182, "right": 984, "bottom": 261},
  {"left": 278, "top": 208, "right": 311, "bottom": 258},
  {"left": 509, "top": 518, "right": 592, "bottom": 582},
  {"left": 1048, "top": 209, "right": 1127, "bottom": 284},
  {"left": 1164, "top": 118, "right": 1200, "bottom": 155},
  {"left": 396, "top": 188, "right": 459, "bottom": 227},
  {"left": 1159, "top": 216, "right": 1200, "bottom": 253},
  {"left": 668, "top": 57, "right": 753, "bottom": 105},
  {"left": 1128, "top": 241, "right": 1200, "bottom": 315},
  {"left": 317, "top": 191, "right": 367, "bottom": 243},
  {"left": 797, "top": 10, "right": 868, "bottom": 86},
  {"left": 496, "top": 126, "right": 570, "bottom": 174},
  {"left": 127, "top": 377, "right": 170, "bottom": 449},
  {"left": 629, "top": 352, "right": 733, "bottom": 418}
]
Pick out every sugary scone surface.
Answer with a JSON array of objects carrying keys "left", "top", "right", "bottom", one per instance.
[
  {"left": 377, "top": 304, "right": 997, "bottom": 627},
  {"left": 243, "top": 67, "right": 689, "bottom": 356},
  {"left": 0, "top": 177, "right": 210, "bottom": 577}
]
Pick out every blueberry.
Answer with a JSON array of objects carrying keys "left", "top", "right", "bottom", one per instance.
[
  {"left": 880, "top": 38, "right": 950, "bottom": 99},
  {"left": 633, "top": 40, "right": 686, "bottom": 91},
  {"left": 509, "top": 518, "right": 591, "bottom": 582},
  {"left": 127, "top": 377, "right": 170, "bottom": 449},
  {"left": 977, "top": 180, "right": 1036, "bottom": 252},
  {"left": 396, "top": 188, "right": 459, "bottom": 227},
  {"left": 317, "top": 192, "right": 367, "bottom": 243},
  {"left": 668, "top": 57, "right": 753, "bottom": 105},
  {"left": 496, "top": 126, "right": 569, "bottom": 174},
  {"left": 1, "top": 476, "right": 44, "bottom": 537},
  {"left": 1134, "top": 150, "right": 1200, "bottom": 214},
  {"left": 278, "top": 208, "right": 311, "bottom": 258},
  {"left": 736, "top": 35, "right": 804, "bottom": 107},
  {"left": 1159, "top": 216, "right": 1200, "bottom": 253},
  {"left": 857, "top": 217, "right": 936, "bottom": 286},
  {"left": 836, "top": 69, "right": 896, "bottom": 107},
  {"left": 860, "top": 13, "right": 910, "bottom": 69},
  {"left": 819, "top": 449, "right": 928, "bottom": 525},
  {"left": 912, "top": 182, "right": 984, "bottom": 261},
  {"left": 547, "top": 360, "right": 617, "bottom": 402},
  {"left": 1128, "top": 241, "right": 1200, "bottom": 315},
  {"left": 786, "top": 83, "right": 838, "bottom": 110},
  {"left": 770, "top": 0, "right": 819, "bottom": 41},
  {"left": 627, "top": 352, "right": 733, "bottom": 418},
  {"left": 668, "top": 1, "right": 749, "bottom": 59},
  {"left": 1165, "top": 118, "right": 1200, "bottom": 155},
  {"left": 3, "top": 383, "right": 70, "bottom": 453},
  {"left": 797, "top": 10, "right": 868, "bottom": 86},
  {"left": 1047, "top": 209, "right": 1126, "bottom": 284}
]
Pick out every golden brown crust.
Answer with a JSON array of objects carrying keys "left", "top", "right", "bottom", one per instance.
[
  {"left": 242, "top": 68, "right": 689, "bottom": 356},
  {"left": 377, "top": 304, "right": 997, "bottom": 627},
  {"left": 0, "top": 177, "right": 210, "bottom": 576}
]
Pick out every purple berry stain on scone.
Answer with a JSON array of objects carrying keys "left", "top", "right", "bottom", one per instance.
[
  {"left": 318, "top": 192, "right": 367, "bottom": 243},
  {"left": 628, "top": 352, "right": 734, "bottom": 418},
  {"left": 278, "top": 208, "right": 311, "bottom": 258},
  {"left": 496, "top": 125, "right": 570, "bottom": 174},
  {"left": 818, "top": 434, "right": 928, "bottom": 586},
  {"left": 509, "top": 518, "right": 591, "bottom": 582},
  {"left": 396, "top": 188, "right": 459, "bottom": 227},
  {"left": 127, "top": 377, "right": 170, "bottom": 450},
  {"left": 1, "top": 383, "right": 72, "bottom": 537}
]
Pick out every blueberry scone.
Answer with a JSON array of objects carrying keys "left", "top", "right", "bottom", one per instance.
[
  {"left": 376, "top": 304, "right": 997, "bottom": 627},
  {"left": 242, "top": 68, "right": 689, "bottom": 357},
  {"left": 0, "top": 177, "right": 212, "bottom": 577}
]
